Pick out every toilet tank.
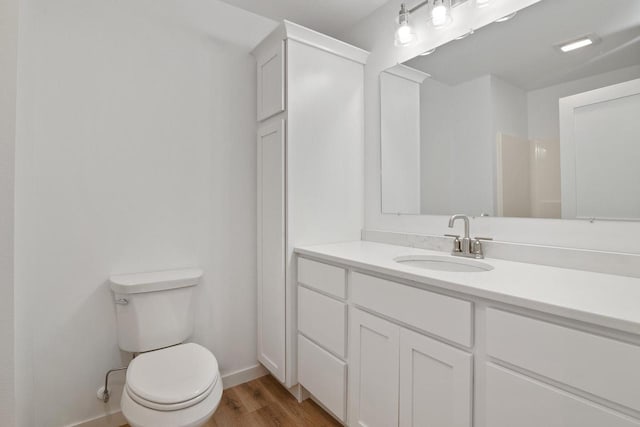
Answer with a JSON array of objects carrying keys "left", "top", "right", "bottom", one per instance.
[{"left": 110, "top": 268, "right": 203, "bottom": 353}]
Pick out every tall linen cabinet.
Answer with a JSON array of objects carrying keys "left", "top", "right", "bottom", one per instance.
[{"left": 252, "top": 21, "right": 368, "bottom": 388}]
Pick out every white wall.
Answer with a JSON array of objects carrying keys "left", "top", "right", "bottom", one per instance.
[
  {"left": 527, "top": 64, "right": 640, "bottom": 142},
  {"left": 420, "top": 74, "right": 524, "bottom": 216},
  {"left": 14, "top": 0, "right": 276, "bottom": 425},
  {"left": 449, "top": 75, "right": 494, "bottom": 215},
  {"left": 342, "top": 0, "right": 640, "bottom": 254},
  {"left": 0, "top": 0, "right": 18, "bottom": 424},
  {"left": 420, "top": 78, "right": 451, "bottom": 214}
]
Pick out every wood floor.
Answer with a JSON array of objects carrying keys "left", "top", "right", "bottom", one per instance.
[{"left": 122, "top": 374, "right": 342, "bottom": 427}]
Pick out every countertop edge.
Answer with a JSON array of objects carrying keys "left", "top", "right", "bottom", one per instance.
[{"left": 294, "top": 246, "right": 640, "bottom": 336}]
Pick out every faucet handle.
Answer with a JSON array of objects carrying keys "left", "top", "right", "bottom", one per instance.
[
  {"left": 444, "top": 234, "right": 462, "bottom": 253},
  {"left": 471, "top": 237, "right": 492, "bottom": 259}
]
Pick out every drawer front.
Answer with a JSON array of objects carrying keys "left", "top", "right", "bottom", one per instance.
[
  {"left": 298, "top": 257, "right": 347, "bottom": 299},
  {"left": 351, "top": 272, "right": 473, "bottom": 347},
  {"left": 298, "top": 286, "right": 347, "bottom": 357},
  {"left": 486, "top": 308, "right": 640, "bottom": 412},
  {"left": 298, "top": 334, "right": 347, "bottom": 422},
  {"left": 486, "top": 363, "right": 640, "bottom": 427}
]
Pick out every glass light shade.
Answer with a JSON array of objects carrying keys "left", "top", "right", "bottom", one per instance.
[
  {"left": 395, "top": 22, "right": 417, "bottom": 46},
  {"left": 431, "top": 0, "right": 452, "bottom": 28}
]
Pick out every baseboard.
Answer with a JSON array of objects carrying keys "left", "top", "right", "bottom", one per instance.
[
  {"left": 221, "top": 363, "right": 269, "bottom": 389},
  {"left": 69, "top": 410, "right": 127, "bottom": 427},
  {"left": 70, "top": 364, "right": 269, "bottom": 427}
]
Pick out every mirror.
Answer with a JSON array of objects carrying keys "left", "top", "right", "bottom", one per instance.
[{"left": 380, "top": 0, "right": 640, "bottom": 220}]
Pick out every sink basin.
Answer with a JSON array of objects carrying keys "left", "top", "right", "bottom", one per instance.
[{"left": 394, "top": 255, "right": 493, "bottom": 273}]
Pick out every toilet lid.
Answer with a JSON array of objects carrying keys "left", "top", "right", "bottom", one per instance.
[{"left": 126, "top": 343, "right": 219, "bottom": 405}]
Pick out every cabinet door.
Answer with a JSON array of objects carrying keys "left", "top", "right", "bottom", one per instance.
[
  {"left": 349, "top": 308, "right": 400, "bottom": 427},
  {"left": 257, "top": 119, "right": 286, "bottom": 382},
  {"left": 399, "top": 328, "right": 473, "bottom": 427},
  {"left": 256, "top": 40, "right": 285, "bottom": 121},
  {"left": 486, "top": 363, "right": 640, "bottom": 427}
]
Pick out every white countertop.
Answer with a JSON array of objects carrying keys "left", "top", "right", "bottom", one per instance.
[{"left": 295, "top": 241, "right": 640, "bottom": 335}]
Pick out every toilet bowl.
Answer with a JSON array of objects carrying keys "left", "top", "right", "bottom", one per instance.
[{"left": 121, "top": 343, "right": 223, "bottom": 427}]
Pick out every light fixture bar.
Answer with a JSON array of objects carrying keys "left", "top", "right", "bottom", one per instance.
[
  {"left": 559, "top": 37, "right": 593, "bottom": 52},
  {"left": 408, "top": 0, "right": 430, "bottom": 14}
]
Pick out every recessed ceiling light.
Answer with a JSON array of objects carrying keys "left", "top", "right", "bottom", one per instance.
[
  {"left": 556, "top": 34, "right": 600, "bottom": 53},
  {"left": 559, "top": 37, "right": 593, "bottom": 52},
  {"left": 455, "top": 29, "right": 474, "bottom": 40},
  {"left": 495, "top": 12, "right": 516, "bottom": 22},
  {"left": 420, "top": 48, "right": 437, "bottom": 56}
]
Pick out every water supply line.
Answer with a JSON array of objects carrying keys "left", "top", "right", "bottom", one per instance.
[{"left": 99, "top": 367, "right": 128, "bottom": 403}]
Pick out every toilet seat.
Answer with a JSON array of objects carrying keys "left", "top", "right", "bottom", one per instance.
[
  {"left": 121, "top": 377, "right": 223, "bottom": 427},
  {"left": 126, "top": 377, "right": 217, "bottom": 411},
  {"left": 121, "top": 343, "right": 223, "bottom": 427},
  {"left": 126, "top": 342, "right": 219, "bottom": 410}
]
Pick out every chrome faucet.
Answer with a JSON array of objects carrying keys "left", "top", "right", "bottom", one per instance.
[{"left": 446, "top": 214, "right": 492, "bottom": 259}]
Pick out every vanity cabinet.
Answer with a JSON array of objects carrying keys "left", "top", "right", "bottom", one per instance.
[
  {"left": 485, "top": 363, "right": 640, "bottom": 427},
  {"left": 399, "top": 328, "right": 473, "bottom": 427},
  {"left": 295, "top": 252, "right": 640, "bottom": 427},
  {"left": 349, "top": 308, "right": 473, "bottom": 427},
  {"left": 349, "top": 308, "right": 401, "bottom": 427},
  {"left": 295, "top": 258, "right": 474, "bottom": 427},
  {"left": 297, "top": 258, "right": 349, "bottom": 421},
  {"left": 253, "top": 22, "right": 368, "bottom": 387}
]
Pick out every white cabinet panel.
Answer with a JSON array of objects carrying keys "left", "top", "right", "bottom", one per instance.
[
  {"left": 256, "top": 40, "right": 285, "bottom": 121},
  {"left": 399, "top": 328, "right": 473, "bottom": 427},
  {"left": 298, "top": 257, "right": 346, "bottom": 299},
  {"left": 380, "top": 68, "right": 423, "bottom": 214},
  {"left": 349, "top": 308, "right": 400, "bottom": 427},
  {"left": 298, "top": 286, "right": 347, "bottom": 358},
  {"left": 298, "top": 334, "right": 347, "bottom": 422},
  {"left": 351, "top": 272, "right": 473, "bottom": 347},
  {"left": 486, "top": 308, "right": 640, "bottom": 412},
  {"left": 486, "top": 363, "right": 640, "bottom": 427},
  {"left": 257, "top": 119, "right": 286, "bottom": 382}
]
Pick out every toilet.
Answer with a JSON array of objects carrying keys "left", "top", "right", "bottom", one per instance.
[{"left": 110, "top": 268, "right": 222, "bottom": 427}]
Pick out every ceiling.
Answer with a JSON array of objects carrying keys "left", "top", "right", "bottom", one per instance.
[
  {"left": 405, "top": 0, "right": 640, "bottom": 91},
  {"left": 218, "top": 0, "right": 391, "bottom": 38}
]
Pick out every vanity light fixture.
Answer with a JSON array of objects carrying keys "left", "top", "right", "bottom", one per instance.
[
  {"left": 395, "top": 3, "right": 418, "bottom": 46},
  {"left": 394, "top": 0, "right": 454, "bottom": 47},
  {"left": 559, "top": 36, "right": 594, "bottom": 52},
  {"left": 494, "top": 11, "right": 517, "bottom": 22},
  {"left": 431, "top": 0, "right": 453, "bottom": 28}
]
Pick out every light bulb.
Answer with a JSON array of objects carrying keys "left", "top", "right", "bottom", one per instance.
[
  {"left": 431, "top": 0, "right": 451, "bottom": 28},
  {"left": 395, "top": 22, "right": 417, "bottom": 46},
  {"left": 395, "top": 4, "right": 417, "bottom": 46}
]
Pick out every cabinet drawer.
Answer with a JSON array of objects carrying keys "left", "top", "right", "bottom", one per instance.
[
  {"left": 298, "top": 286, "right": 347, "bottom": 357},
  {"left": 486, "top": 308, "right": 640, "bottom": 412},
  {"left": 298, "top": 257, "right": 346, "bottom": 299},
  {"left": 486, "top": 363, "right": 640, "bottom": 427},
  {"left": 298, "top": 334, "right": 347, "bottom": 422},
  {"left": 351, "top": 272, "right": 473, "bottom": 347}
]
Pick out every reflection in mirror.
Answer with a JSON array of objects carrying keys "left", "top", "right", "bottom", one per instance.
[{"left": 380, "top": 0, "right": 640, "bottom": 220}]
